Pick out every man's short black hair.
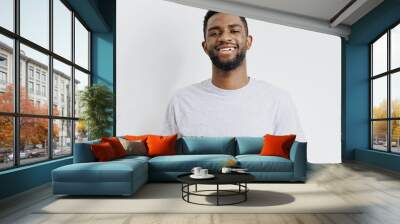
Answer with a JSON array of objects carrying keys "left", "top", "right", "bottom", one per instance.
[{"left": 203, "top": 10, "right": 248, "bottom": 40}]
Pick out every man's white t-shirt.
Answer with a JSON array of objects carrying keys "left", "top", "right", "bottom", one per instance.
[{"left": 162, "top": 77, "right": 306, "bottom": 142}]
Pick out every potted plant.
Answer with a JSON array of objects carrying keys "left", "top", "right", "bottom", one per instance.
[{"left": 79, "top": 84, "right": 113, "bottom": 140}]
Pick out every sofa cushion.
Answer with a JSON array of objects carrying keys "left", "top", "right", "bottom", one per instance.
[
  {"left": 148, "top": 154, "right": 235, "bottom": 172},
  {"left": 260, "top": 134, "right": 296, "bottom": 159},
  {"left": 125, "top": 135, "right": 150, "bottom": 142},
  {"left": 236, "top": 155, "right": 293, "bottom": 172},
  {"left": 180, "top": 136, "right": 236, "bottom": 155},
  {"left": 236, "top": 137, "right": 263, "bottom": 155},
  {"left": 147, "top": 134, "right": 177, "bottom": 157},
  {"left": 118, "top": 138, "right": 148, "bottom": 156},
  {"left": 101, "top": 137, "right": 127, "bottom": 158},
  {"left": 91, "top": 142, "right": 118, "bottom": 161}
]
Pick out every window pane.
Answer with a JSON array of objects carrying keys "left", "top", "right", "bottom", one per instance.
[
  {"left": 391, "top": 120, "right": 400, "bottom": 153},
  {"left": 391, "top": 72, "right": 400, "bottom": 117},
  {"left": 20, "top": 117, "right": 49, "bottom": 165},
  {"left": 74, "top": 69, "right": 89, "bottom": 118},
  {"left": 75, "top": 120, "right": 88, "bottom": 143},
  {"left": 372, "top": 77, "right": 387, "bottom": 119},
  {"left": 53, "top": 0, "right": 72, "bottom": 60},
  {"left": 0, "top": 0, "right": 13, "bottom": 31},
  {"left": 20, "top": 0, "right": 49, "bottom": 49},
  {"left": 0, "top": 116, "right": 13, "bottom": 170},
  {"left": 75, "top": 18, "right": 89, "bottom": 69},
  {"left": 53, "top": 119, "right": 72, "bottom": 157},
  {"left": 53, "top": 59, "right": 72, "bottom": 117},
  {"left": 20, "top": 44, "right": 49, "bottom": 115},
  {"left": 0, "top": 34, "right": 14, "bottom": 112},
  {"left": 372, "top": 33, "right": 387, "bottom": 76},
  {"left": 372, "top": 121, "right": 387, "bottom": 151},
  {"left": 391, "top": 24, "right": 400, "bottom": 70}
]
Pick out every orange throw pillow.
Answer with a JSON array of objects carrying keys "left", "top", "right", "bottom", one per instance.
[
  {"left": 260, "top": 134, "right": 296, "bottom": 159},
  {"left": 146, "top": 134, "right": 177, "bottom": 157},
  {"left": 124, "top": 135, "right": 150, "bottom": 141},
  {"left": 101, "top": 137, "right": 127, "bottom": 158},
  {"left": 91, "top": 142, "right": 117, "bottom": 161}
]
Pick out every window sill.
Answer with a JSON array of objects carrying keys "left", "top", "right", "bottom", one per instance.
[{"left": 0, "top": 156, "right": 72, "bottom": 176}]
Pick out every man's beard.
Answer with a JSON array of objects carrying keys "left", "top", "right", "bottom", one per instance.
[{"left": 208, "top": 48, "right": 246, "bottom": 71}]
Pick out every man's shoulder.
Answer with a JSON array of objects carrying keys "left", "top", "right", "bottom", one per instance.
[
  {"left": 169, "top": 79, "right": 209, "bottom": 102},
  {"left": 251, "top": 78, "right": 291, "bottom": 98}
]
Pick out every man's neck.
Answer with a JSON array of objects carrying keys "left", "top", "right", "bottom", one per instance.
[{"left": 211, "top": 61, "right": 249, "bottom": 90}]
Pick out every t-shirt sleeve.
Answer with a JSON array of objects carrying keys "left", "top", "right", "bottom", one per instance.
[
  {"left": 274, "top": 93, "right": 306, "bottom": 142},
  {"left": 162, "top": 97, "right": 179, "bottom": 136}
]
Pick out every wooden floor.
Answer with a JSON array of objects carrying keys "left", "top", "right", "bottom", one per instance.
[{"left": 1, "top": 162, "right": 400, "bottom": 224}]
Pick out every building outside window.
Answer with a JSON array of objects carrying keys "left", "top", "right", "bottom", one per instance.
[
  {"left": 28, "top": 68, "right": 34, "bottom": 80},
  {"left": 0, "top": 54, "right": 6, "bottom": 67},
  {"left": 28, "top": 81, "right": 34, "bottom": 94},
  {"left": 35, "top": 83, "right": 40, "bottom": 95},
  {"left": 0, "top": 71, "right": 6, "bottom": 84},
  {"left": 41, "top": 73, "right": 46, "bottom": 83},
  {"left": 42, "top": 85, "right": 46, "bottom": 97},
  {"left": 35, "top": 70, "right": 40, "bottom": 81},
  {"left": 0, "top": 54, "right": 7, "bottom": 89}
]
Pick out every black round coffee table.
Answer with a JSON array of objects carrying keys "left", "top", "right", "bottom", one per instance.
[{"left": 177, "top": 173, "right": 255, "bottom": 206}]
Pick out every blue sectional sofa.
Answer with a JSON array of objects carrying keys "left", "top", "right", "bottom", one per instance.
[{"left": 52, "top": 136, "right": 307, "bottom": 196}]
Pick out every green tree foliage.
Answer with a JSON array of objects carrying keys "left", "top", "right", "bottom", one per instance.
[{"left": 79, "top": 84, "right": 113, "bottom": 140}]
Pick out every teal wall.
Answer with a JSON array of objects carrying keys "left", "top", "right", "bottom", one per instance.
[
  {"left": 0, "top": 0, "right": 115, "bottom": 200},
  {"left": 91, "top": 32, "right": 115, "bottom": 135},
  {"left": 0, "top": 158, "right": 72, "bottom": 199},
  {"left": 343, "top": 0, "right": 400, "bottom": 171},
  {"left": 91, "top": 0, "right": 116, "bottom": 135}
]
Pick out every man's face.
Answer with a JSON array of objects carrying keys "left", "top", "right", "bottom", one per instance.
[{"left": 202, "top": 13, "right": 252, "bottom": 71}]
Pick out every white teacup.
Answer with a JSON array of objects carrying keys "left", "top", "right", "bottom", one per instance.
[
  {"left": 221, "top": 167, "right": 232, "bottom": 174},
  {"left": 199, "top": 169, "right": 208, "bottom": 176},
  {"left": 191, "top": 167, "right": 202, "bottom": 176}
]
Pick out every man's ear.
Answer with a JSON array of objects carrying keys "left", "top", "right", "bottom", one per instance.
[
  {"left": 202, "top": 41, "right": 208, "bottom": 54},
  {"left": 246, "top": 35, "right": 253, "bottom": 50}
]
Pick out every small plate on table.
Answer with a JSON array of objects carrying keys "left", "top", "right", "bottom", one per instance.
[{"left": 190, "top": 174, "right": 215, "bottom": 179}]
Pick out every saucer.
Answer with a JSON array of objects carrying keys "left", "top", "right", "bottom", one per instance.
[{"left": 190, "top": 174, "right": 215, "bottom": 179}]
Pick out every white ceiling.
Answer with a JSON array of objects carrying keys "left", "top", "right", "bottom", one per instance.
[
  {"left": 165, "top": 0, "right": 384, "bottom": 38},
  {"left": 225, "top": 0, "right": 353, "bottom": 22}
]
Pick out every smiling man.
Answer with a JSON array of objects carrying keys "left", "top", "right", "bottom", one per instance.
[{"left": 163, "top": 11, "right": 305, "bottom": 141}]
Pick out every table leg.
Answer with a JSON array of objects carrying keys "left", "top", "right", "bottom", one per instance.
[
  {"left": 245, "top": 183, "right": 247, "bottom": 201},
  {"left": 217, "top": 184, "right": 219, "bottom": 206},
  {"left": 195, "top": 184, "right": 197, "bottom": 192},
  {"left": 187, "top": 184, "right": 190, "bottom": 202}
]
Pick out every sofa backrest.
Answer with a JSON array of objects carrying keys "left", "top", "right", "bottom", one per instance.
[
  {"left": 73, "top": 139, "right": 101, "bottom": 163},
  {"left": 178, "top": 136, "right": 236, "bottom": 155},
  {"left": 75, "top": 136, "right": 302, "bottom": 160},
  {"left": 235, "top": 137, "right": 264, "bottom": 155}
]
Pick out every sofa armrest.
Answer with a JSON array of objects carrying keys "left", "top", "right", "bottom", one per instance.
[
  {"left": 289, "top": 141, "right": 307, "bottom": 181},
  {"left": 73, "top": 140, "right": 100, "bottom": 163}
]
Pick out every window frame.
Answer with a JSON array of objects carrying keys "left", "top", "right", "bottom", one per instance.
[
  {"left": 0, "top": 0, "right": 92, "bottom": 171},
  {"left": 370, "top": 20, "right": 400, "bottom": 154}
]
